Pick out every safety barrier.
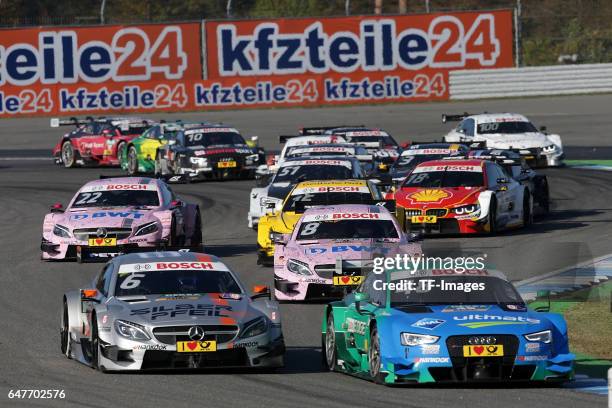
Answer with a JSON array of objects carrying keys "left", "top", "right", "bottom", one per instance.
[{"left": 449, "top": 63, "right": 612, "bottom": 99}]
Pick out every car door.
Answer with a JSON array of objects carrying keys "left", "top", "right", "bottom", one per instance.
[{"left": 487, "top": 163, "right": 519, "bottom": 220}]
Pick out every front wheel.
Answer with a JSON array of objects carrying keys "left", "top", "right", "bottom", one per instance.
[
  {"left": 91, "top": 320, "right": 100, "bottom": 370},
  {"left": 368, "top": 325, "right": 385, "bottom": 384},
  {"left": 487, "top": 199, "right": 497, "bottom": 235},
  {"left": 523, "top": 193, "right": 533, "bottom": 227},
  {"left": 323, "top": 313, "right": 338, "bottom": 371},
  {"left": 60, "top": 300, "right": 71, "bottom": 358}
]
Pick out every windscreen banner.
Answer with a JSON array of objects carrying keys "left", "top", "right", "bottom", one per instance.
[{"left": 0, "top": 10, "right": 513, "bottom": 117}]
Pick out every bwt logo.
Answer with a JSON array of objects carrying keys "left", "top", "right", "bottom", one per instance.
[
  {"left": 217, "top": 15, "right": 501, "bottom": 76},
  {"left": 0, "top": 27, "right": 187, "bottom": 86}
]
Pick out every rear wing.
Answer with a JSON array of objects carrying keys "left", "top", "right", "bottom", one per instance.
[
  {"left": 441, "top": 113, "right": 472, "bottom": 123},
  {"left": 50, "top": 116, "right": 154, "bottom": 131},
  {"left": 50, "top": 116, "right": 95, "bottom": 128},
  {"left": 299, "top": 125, "right": 364, "bottom": 136}
]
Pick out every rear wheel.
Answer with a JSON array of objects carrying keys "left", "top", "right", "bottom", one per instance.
[
  {"left": 523, "top": 193, "right": 533, "bottom": 227},
  {"left": 127, "top": 146, "right": 139, "bottom": 175},
  {"left": 191, "top": 209, "right": 202, "bottom": 247},
  {"left": 61, "top": 141, "right": 76, "bottom": 168},
  {"left": 323, "top": 313, "right": 338, "bottom": 371}
]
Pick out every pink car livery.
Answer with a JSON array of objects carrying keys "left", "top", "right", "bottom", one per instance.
[
  {"left": 41, "top": 177, "right": 201, "bottom": 262},
  {"left": 273, "top": 204, "right": 421, "bottom": 301}
]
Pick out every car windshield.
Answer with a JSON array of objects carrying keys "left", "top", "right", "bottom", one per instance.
[
  {"left": 284, "top": 192, "right": 373, "bottom": 211},
  {"left": 114, "top": 270, "right": 242, "bottom": 296},
  {"left": 273, "top": 164, "right": 353, "bottom": 183},
  {"left": 477, "top": 121, "right": 538, "bottom": 134},
  {"left": 393, "top": 155, "right": 451, "bottom": 172},
  {"left": 71, "top": 190, "right": 159, "bottom": 208},
  {"left": 388, "top": 276, "right": 524, "bottom": 307},
  {"left": 345, "top": 135, "right": 398, "bottom": 147},
  {"left": 403, "top": 171, "right": 483, "bottom": 188},
  {"left": 184, "top": 131, "right": 246, "bottom": 147},
  {"left": 297, "top": 219, "right": 398, "bottom": 240}
]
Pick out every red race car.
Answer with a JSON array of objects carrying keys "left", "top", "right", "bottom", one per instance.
[
  {"left": 394, "top": 159, "right": 532, "bottom": 234},
  {"left": 51, "top": 117, "right": 155, "bottom": 168}
]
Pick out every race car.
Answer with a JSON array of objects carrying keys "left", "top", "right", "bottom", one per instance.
[
  {"left": 394, "top": 159, "right": 532, "bottom": 234},
  {"left": 388, "top": 143, "right": 468, "bottom": 185},
  {"left": 258, "top": 134, "right": 349, "bottom": 178},
  {"left": 257, "top": 179, "right": 386, "bottom": 265},
  {"left": 41, "top": 177, "right": 201, "bottom": 262},
  {"left": 119, "top": 121, "right": 206, "bottom": 175},
  {"left": 273, "top": 204, "right": 421, "bottom": 301},
  {"left": 60, "top": 251, "right": 285, "bottom": 371},
  {"left": 155, "top": 124, "right": 261, "bottom": 181},
  {"left": 248, "top": 157, "right": 364, "bottom": 229},
  {"left": 51, "top": 116, "right": 155, "bottom": 168},
  {"left": 442, "top": 113, "right": 564, "bottom": 167},
  {"left": 467, "top": 150, "right": 550, "bottom": 215},
  {"left": 322, "top": 268, "right": 574, "bottom": 384}
]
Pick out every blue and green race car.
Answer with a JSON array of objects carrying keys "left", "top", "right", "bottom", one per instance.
[{"left": 321, "top": 268, "right": 574, "bottom": 384}]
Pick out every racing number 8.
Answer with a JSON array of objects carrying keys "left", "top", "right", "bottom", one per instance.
[{"left": 301, "top": 222, "right": 320, "bottom": 236}]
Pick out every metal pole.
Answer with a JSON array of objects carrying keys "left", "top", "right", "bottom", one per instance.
[
  {"left": 226, "top": 0, "right": 232, "bottom": 18},
  {"left": 345, "top": 0, "right": 350, "bottom": 16},
  {"left": 100, "top": 0, "right": 106, "bottom": 24},
  {"left": 514, "top": 0, "right": 522, "bottom": 67},
  {"left": 399, "top": 0, "right": 407, "bottom": 13},
  {"left": 375, "top": 0, "right": 383, "bottom": 15},
  {"left": 425, "top": 0, "right": 430, "bottom": 13}
]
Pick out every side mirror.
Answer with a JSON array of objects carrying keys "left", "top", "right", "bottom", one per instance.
[
  {"left": 534, "top": 289, "right": 551, "bottom": 312},
  {"left": 170, "top": 199, "right": 183, "bottom": 208},
  {"left": 102, "top": 129, "right": 113, "bottom": 137},
  {"left": 539, "top": 126, "right": 547, "bottom": 132},
  {"left": 168, "top": 140, "right": 177, "bottom": 146},
  {"left": 354, "top": 292, "right": 372, "bottom": 314},
  {"left": 251, "top": 285, "right": 271, "bottom": 300},
  {"left": 80, "top": 289, "right": 101, "bottom": 303},
  {"left": 50, "top": 203, "right": 64, "bottom": 213},
  {"left": 270, "top": 232, "right": 288, "bottom": 245}
]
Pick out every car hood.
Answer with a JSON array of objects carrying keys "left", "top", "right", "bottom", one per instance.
[
  {"left": 396, "top": 187, "right": 484, "bottom": 208},
  {"left": 61, "top": 207, "right": 158, "bottom": 228},
  {"left": 479, "top": 133, "right": 551, "bottom": 149},
  {"left": 387, "top": 304, "right": 550, "bottom": 334},
  {"left": 108, "top": 294, "right": 255, "bottom": 325}
]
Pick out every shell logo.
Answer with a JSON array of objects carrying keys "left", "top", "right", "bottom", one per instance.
[{"left": 409, "top": 189, "right": 450, "bottom": 202}]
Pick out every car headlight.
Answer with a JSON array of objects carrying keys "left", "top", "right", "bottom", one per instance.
[
  {"left": 524, "top": 330, "right": 551, "bottom": 344},
  {"left": 287, "top": 259, "right": 312, "bottom": 276},
  {"left": 240, "top": 316, "right": 269, "bottom": 338},
  {"left": 53, "top": 224, "right": 71, "bottom": 238},
  {"left": 401, "top": 332, "right": 440, "bottom": 346},
  {"left": 452, "top": 204, "right": 480, "bottom": 215},
  {"left": 115, "top": 319, "right": 151, "bottom": 341},
  {"left": 542, "top": 144, "right": 557, "bottom": 153},
  {"left": 134, "top": 221, "right": 159, "bottom": 236}
]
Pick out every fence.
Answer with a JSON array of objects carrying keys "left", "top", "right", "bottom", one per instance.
[{"left": 449, "top": 63, "right": 612, "bottom": 99}]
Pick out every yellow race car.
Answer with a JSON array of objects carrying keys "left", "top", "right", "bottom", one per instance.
[{"left": 256, "top": 179, "right": 385, "bottom": 265}]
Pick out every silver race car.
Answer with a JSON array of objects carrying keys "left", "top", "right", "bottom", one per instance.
[{"left": 60, "top": 251, "right": 285, "bottom": 371}]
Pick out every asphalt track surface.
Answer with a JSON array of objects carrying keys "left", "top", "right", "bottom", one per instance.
[{"left": 1, "top": 94, "right": 610, "bottom": 407}]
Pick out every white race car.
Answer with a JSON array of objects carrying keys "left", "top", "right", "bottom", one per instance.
[{"left": 442, "top": 113, "right": 563, "bottom": 167}]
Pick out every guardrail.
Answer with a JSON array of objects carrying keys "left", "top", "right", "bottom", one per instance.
[{"left": 449, "top": 63, "right": 612, "bottom": 100}]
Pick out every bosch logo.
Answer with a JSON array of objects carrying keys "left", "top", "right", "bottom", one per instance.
[{"left": 468, "top": 336, "right": 497, "bottom": 345}]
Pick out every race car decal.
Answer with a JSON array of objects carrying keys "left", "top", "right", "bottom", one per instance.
[
  {"left": 281, "top": 159, "right": 352, "bottom": 168},
  {"left": 302, "top": 212, "right": 388, "bottom": 222},
  {"left": 69, "top": 211, "right": 145, "bottom": 220},
  {"left": 185, "top": 127, "right": 239, "bottom": 134},
  {"left": 292, "top": 185, "right": 370, "bottom": 195},
  {"left": 130, "top": 304, "right": 233, "bottom": 320},
  {"left": 411, "top": 318, "right": 445, "bottom": 330},
  {"left": 289, "top": 146, "right": 354, "bottom": 154},
  {"left": 442, "top": 305, "right": 491, "bottom": 312},
  {"left": 118, "top": 261, "right": 230, "bottom": 273},
  {"left": 345, "top": 130, "right": 389, "bottom": 137},
  {"left": 408, "top": 189, "right": 451, "bottom": 203},
  {"left": 81, "top": 183, "right": 157, "bottom": 192},
  {"left": 346, "top": 317, "right": 367, "bottom": 335},
  {"left": 413, "top": 165, "right": 483, "bottom": 173},
  {"left": 193, "top": 148, "right": 252, "bottom": 156},
  {"left": 402, "top": 148, "right": 454, "bottom": 156},
  {"left": 414, "top": 357, "right": 450, "bottom": 363},
  {"left": 305, "top": 246, "right": 391, "bottom": 255},
  {"left": 454, "top": 315, "right": 540, "bottom": 328}
]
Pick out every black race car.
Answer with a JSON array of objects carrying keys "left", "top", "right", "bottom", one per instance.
[{"left": 154, "top": 124, "right": 262, "bottom": 181}]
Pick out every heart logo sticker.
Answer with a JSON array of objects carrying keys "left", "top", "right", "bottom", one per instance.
[
  {"left": 473, "top": 346, "right": 484, "bottom": 355},
  {"left": 341, "top": 276, "right": 350, "bottom": 284},
  {"left": 95, "top": 238, "right": 103, "bottom": 245},
  {"left": 187, "top": 341, "right": 198, "bottom": 351}
]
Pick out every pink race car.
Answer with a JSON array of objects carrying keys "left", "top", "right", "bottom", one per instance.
[
  {"left": 41, "top": 177, "right": 202, "bottom": 262},
  {"left": 272, "top": 204, "right": 421, "bottom": 301}
]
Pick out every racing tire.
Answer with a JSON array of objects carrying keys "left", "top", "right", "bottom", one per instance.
[
  {"left": 523, "top": 193, "right": 533, "bottom": 228},
  {"left": 91, "top": 318, "right": 101, "bottom": 371},
  {"left": 127, "top": 146, "right": 139, "bottom": 175},
  {"left": 368, "top": 325, "right": 386, "bottom": 384},
  {"left": 191, "top": 209, "right": 203, "bottom": 247},
  {"left": 60, "top": 299, "right": 71, "bottom": 359},
  {"left": 61, "top": 141, "right": 76, "bottom": 168},
  {"left": 323, "top": 313, "right": 338, "bottom": 371},
  {"left": 487, "top": 198, "right": 498, "bottom": 235},
  {"left": 540, "top": 179, "right": 551, "bottom": 215}
]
